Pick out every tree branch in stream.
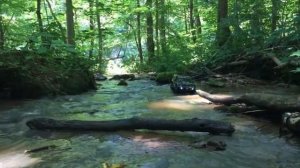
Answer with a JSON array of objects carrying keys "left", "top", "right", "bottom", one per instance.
[
  {"left": 26, "top": 117, "right": 235, "bottom": 135},
  {"left": 196, "top": 89, "right": 300, "bottom": 112}
]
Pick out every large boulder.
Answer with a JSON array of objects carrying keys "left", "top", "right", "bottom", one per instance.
[{"left": 0, "top": 51, "right": 96, "bottom": 99}]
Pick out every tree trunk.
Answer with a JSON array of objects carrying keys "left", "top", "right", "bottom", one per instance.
[
  {"left": 36, "top": 0, "right": 46, "bottom": 45},
  {"left": 155, "top": 0, "right": 160, "bottom": 57},
  {"left": 96, "top": 0, "right": 103, "bottom": 64},
  {"left": 195, "top": 9, "right": 201, "bottom": 37},
  {"left": 146, "top": 0, "right": 155, "bottom": 63},
  {"left": 0, "top": 9, "right": 4, "bottom": 50},
  {"left": 189, "top": 0, "right": 196, "bottom": 43},
  {"left": 271, "top": 0, "right": 279, "bottom": 32},
  {"left": 89, "top": 0, "right": 95, "bottom": 58},
  {"left": 66, "top": 0, "right": 75, "bottom": 46},
  {"left": 196, "top": 89, "right": 300, "bottom": 112},
  {"left": 159, "top": 0, "right": 167, "bottom": 57},
  {"left": 216, "top": 0, "right": 230, "bottom": 46},
  {"left": 45, "top": 0, "right": 66, "bottom": 42},
  {"left": 136, "top": 0, "right": 143, "bottom": 64},
  {"left": 26, "top": 117, "right": 235, "bottom": 135}
]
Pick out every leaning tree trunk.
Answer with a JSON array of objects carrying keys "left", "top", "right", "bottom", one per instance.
[
  {"left": 66, "top": 0, "right": 76, "bottom": 46},
  {"left": 217, "top": 0, "right": 230, "bottom": 46},
  {"left": 27, "top": 117, "right": 235, "bottom": 135},
  {"left": 146, "top": 0, "right": 155, "bottom": 63}
]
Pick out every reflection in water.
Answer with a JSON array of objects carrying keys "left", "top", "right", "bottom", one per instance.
[{"left": 0, "top": 151, "right": 40, "bottom": 168}]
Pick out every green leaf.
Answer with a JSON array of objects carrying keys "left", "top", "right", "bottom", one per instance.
[
  {"left": 37, "top": 47, "right": 48, "bottom": 54},
  {"left": 290, "top": 50, "right": 300, "bottom": 57}
]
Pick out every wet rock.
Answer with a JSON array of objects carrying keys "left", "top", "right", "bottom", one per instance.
[
  {"left": 94, "top": 73, "right": 107, "bottom": 81},
  {"left": 191, "top": 140, "right": 226, "bottom": 151},
  {"left": 135, "top": 72, "right": 157, "bottom": 80},
  {"left": 118, "top": 79, "right": 128, "bottom": 86},
  {"left": 281, "top": 112, "right": 300, "bottom": 135}
]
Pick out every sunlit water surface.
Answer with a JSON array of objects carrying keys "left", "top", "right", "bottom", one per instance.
[{"left": 0, "top": 80, "right": 299, "bottom": 168}]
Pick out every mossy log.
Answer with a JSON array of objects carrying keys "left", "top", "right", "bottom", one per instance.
[
  {"left": 196, "top": 90, "right": 300, "bottom": 112},
  {"left": 26, "top": 117, "right": 235, "bottom": 135}
]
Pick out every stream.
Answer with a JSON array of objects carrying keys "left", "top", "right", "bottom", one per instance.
[{"left": 0, "top": 79, "right": 300, "bottom": 168}]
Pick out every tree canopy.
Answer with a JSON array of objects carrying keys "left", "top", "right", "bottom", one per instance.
[{"left": 0, "top": 0, "right": 299, "bottom": 73}]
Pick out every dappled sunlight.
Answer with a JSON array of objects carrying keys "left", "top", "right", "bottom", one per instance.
[
  {"left": 132, "top": 135, "right": 170, "bottom": 149},
  {"left": 148, "top": 100, "right": 196, "bottom": 111},
  {"left": 176, "top": 95, "right": 212, "bottom": 105},
  {"left": 148, "top": 95, "right": 215, "bottom": 111},
  {"left": 0, "top": 151, "right": 41, "bottom": 168}
]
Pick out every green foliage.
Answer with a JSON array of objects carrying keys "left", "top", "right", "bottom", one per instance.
[
  {"left": 290, "top": 50, "right": 300, "bottom": 57},
  {"left": 1, "top": 0, "right": 300, "bottom": 96},
  {"left": 155, "top": 72, "right": 175, "bottom": 84}
]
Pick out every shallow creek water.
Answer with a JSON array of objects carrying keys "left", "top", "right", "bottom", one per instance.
[{"left": 0, "top": 79, "right": 299, "bottom": 168}]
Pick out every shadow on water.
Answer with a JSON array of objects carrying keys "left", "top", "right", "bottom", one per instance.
[{"left": 0, "top": 79, "right": 300, "bottom": 167}]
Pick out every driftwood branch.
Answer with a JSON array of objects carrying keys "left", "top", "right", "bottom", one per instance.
[
  {"left": 26, "top": 117, "right": 235, "bottom": 135},
  {"left": 197, "top": 89, "right": 300, "bottom": 112}
]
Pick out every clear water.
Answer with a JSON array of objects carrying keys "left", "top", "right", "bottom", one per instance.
[{"left": 0, "top": 80, "right": 299, "bottom": 168}]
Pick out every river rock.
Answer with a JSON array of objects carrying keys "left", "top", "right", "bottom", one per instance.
[
  {"left": 94, "top": 73, "right": 107, "bottom": 81},
  {"left": 282, "top": 112, "right": 300, "bottom": 135},
  {"left": 110, "top": 74, "right": 135, "bottom": 80},
  {"left": 190, "top": 140, "right": 226, "bottom": 151},
  {"left": 117, "top": 79, "right": 128, "bottom": 86}
]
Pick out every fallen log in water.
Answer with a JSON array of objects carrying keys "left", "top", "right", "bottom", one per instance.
[
  {"left": 196, "top": 90, "right": 300, "bottom": 112},
  {"left": 26, "top": 117, "right": 235, "bottom": 135}
]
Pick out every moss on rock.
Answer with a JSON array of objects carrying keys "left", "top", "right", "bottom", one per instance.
[{"left": 0, "top": 50, "right": 96, "bottom": 99}]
